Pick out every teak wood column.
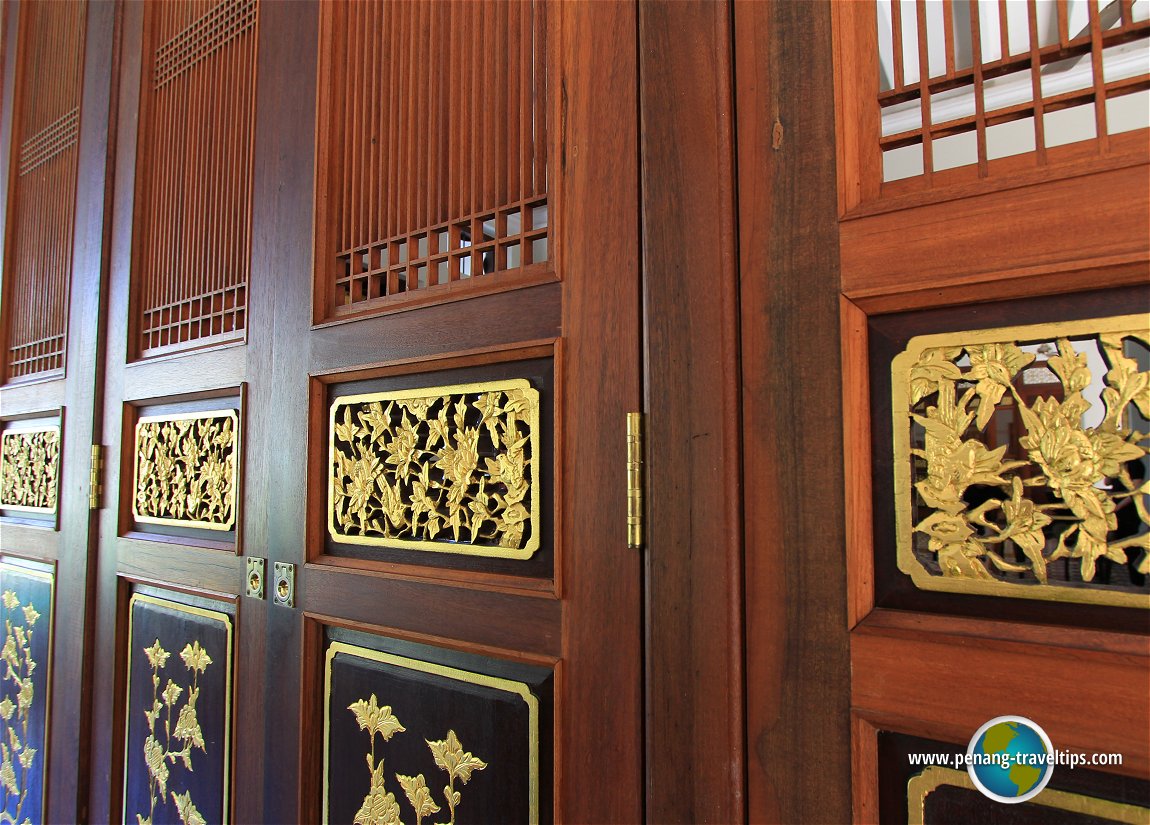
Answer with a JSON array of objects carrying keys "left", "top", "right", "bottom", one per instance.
[
  {"left": 735, "top": 1, "right": 852, "bottom": 822},
  {"left": 639, "top": 1, "right": 745, "bottom": 822}
]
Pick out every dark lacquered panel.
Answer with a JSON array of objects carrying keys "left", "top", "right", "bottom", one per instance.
[
  {"left": 913, "top": 767, "right": 1148, "bottom": 825},
  {"left": 122, "top": 593, "right": 233, "bottom": 825},
  {"left": 880, "top": 732, "right": 1150, "bottom": 825},
  {"left": 324, "top": 636, "right": 550, "bottom": 824},
  {"left": 0, "top": 559, "right": 53, "bottom": 824}
]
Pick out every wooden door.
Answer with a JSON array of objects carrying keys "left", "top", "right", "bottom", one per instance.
[
  {"left": 737, "top": 0, "right": 1150, "bottom": 821},
  {"left": 0, "top": 1, "right": 112, "bottom": 822},
  {"left": 77, "top": 1, "right": 642, "bottom": 823}
]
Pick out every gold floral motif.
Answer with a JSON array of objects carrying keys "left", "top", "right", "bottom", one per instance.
[
  {"left": 893, "top": 316, "right": 1150, "bottom": 606},
  {"left": 348, "top": 696, "right": 486, "bottom": 825},
  {"left": 0, "top": 428, "right": 60, "bottom": 513},
  {"left": 0, "top": 589, "right": 40, "bottom": 825},
  {"left": 134, "top": 411, "right": 239, "bottom": 531},
  {"left": 134, "top": 639, "right": 212, "bottom": 825},
  {"left": 328, "top": 380, "right": 541, "bottom": 559}
]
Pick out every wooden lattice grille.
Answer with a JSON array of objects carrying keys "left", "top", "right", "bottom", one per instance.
[
  {"left": 2, "top": 0, "right": 86, "bottom": 380},
  {"left": 315, "top": 0, "right": 551, "bottom": 318},
  {"left": 133, "top": 0, "right": 258, "bottom": 355},
  {"left": 876, "top": 0, "right": 1150, "bottom": 185}
]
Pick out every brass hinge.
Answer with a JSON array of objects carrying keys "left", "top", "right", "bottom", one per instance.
[
  {"left": 89, "top": 444, "right": 104, "bottom": 510},
  {"left": 627, "top": 412, "right": 644, "bottom": 549}
]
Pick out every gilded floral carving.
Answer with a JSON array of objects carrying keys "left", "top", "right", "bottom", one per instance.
[
  {"left": 134, "top": 411, "right": 239, "bottom": 531},
  {"left": 893, "top": 317, "right": 1150, "bottom": 606},
  {"left": 0, "top": 589, "right": 41, "bottom": 825},
  {"left": 328, "top": 380, "right": 541, "bottom": 558},
  {"left": 0, "top": 428, "right": 59, "bottom": 513},
  {"left": 347, "top": 695, "right": 487, "bottom": 825},
  {"left": 134, "top": 638, "right": 212, "bottom": 825}
]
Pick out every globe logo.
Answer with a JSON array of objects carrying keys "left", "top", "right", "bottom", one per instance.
[{"left": 967, "top": 715, "right": 1054, "bottom": 803}]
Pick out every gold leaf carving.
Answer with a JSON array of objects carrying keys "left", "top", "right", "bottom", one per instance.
[
  {"left": 133, "top": 411, "right": 239, "bottom": 530},
  {"left": 894, "top": 318, "right": 1150, "bottom": 606},
  {"left": 134, "top": 637, "right": 212, "bottom": 825},
  {"left": 329, "top": 381, "right": 541, "bottom": 558},
  {"left": 0, "top": 590, "right": 40, "bottom": 823},
  {"left": 347, "top": 699, "right": 487, "bottom": 825},
  {"left": 0, "top": 428, "right": 60, "bottom": 513}
]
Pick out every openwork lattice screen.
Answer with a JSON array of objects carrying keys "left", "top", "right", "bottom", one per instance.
[
  {"left": 315, "top": 0, "right": 551, "bottom": 319},
  {"left": 2, "top": 1, "right": 86, "bottom": 380},
  {"left": 133, "top": 0, "right": 258, "bottom": 356},
  {"left": 837, "top": 0, "right": 1150, "bottom": 201}
]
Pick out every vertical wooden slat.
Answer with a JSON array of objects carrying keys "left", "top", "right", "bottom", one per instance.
[
  {"left": 533, "top": 0, "right": 547, "bottom": 195},
  {"left": 426, "top": 0, "right": 435, "bottom": 242},
  {"left": 915, "top": 0, "right": 934, "bottom": 177},
  {"left": 469, "top": 1, "right": 479, "bottom": 225},
  {"left": 1087, "top": 0, "right": 1110, "bottom": 155},
  {"left": 1027, "top": 0, "right": 1048, "bottom": 165},
  {"left": 998, "top": 0, "right": 1011, "bottom": 58},
  {"left": 969, "top": 0, "right": 989, "bottom": 176},
  {"left": 942, "top": 0, "right": 955, "bottom": 76},
  {"left": 891, "top": 0, "right": 905, "bottom": 91}
]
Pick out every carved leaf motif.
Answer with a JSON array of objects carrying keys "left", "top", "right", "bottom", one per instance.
[
  {"left": 0, "top": 758, "right": 16, "bottom": 794},
  {"left": 398, "top": 773, "right": 441, "bottom": 822},
  {"left": 171, "top": 790, "right": 206, "bottom": 825},
  {"left": 353, "top": 753, "right": 403, "bottom": 825},
  {"left": 173, "top": 689, "right": 205, "bottom": 751},
  {"left": 966, "top": 343, "right": 1034, "bottom": 429},
  {"left": 143, "top": 735, "right": 169, "bottom": 797},
  {"left": 909, "top": 347, "right": 964, "bottom": 405},
  {"left": 180, "top": 641, "right": 212, "bottom": 674},
  {"left": 1100, "top": 334, "right": 1150, "bottom": 422},
  {"left": 427, "top": 730, "right": 487, "bottom": 784},
  {"left": 348, "top": 695, "right": 406, "bottom": 742}
]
